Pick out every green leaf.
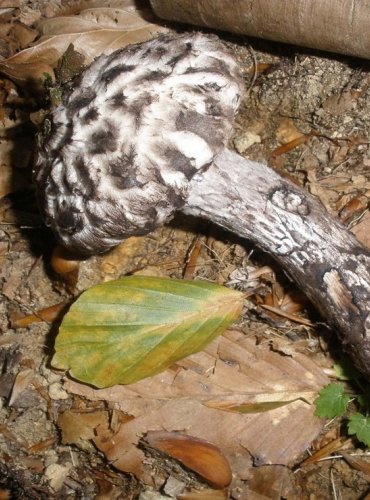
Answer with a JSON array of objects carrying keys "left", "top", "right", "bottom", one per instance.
[
  {"left": 356, "top": 386, "right": 370, "bottom": 413},
  {"left": 52, "top": 276, "right": 244, "bottom": 388},
  {"left": 348, "top": 413, "right": 370, "bottom": 447},
  {"left": 333, "top": 356, "right": 360, "bottom": 381},
  {"left": 314, "top": 383, "right": 351, "bottom": 418}
]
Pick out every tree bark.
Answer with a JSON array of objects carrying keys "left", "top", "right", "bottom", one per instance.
[
  {"left": 149, "top": 0, "right": 370, "bottom": 60},
  {"left": 184, "top": 149, "right": 370, "bottom": 378}
]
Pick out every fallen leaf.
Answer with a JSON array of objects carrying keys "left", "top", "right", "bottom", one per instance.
[
  {"left": 64, "top": 330, "right": 329, "bottom": 485},
  {"left": 8, "top": 22, "right": 37, "bottom": 50},
  {"left": 8, "top": 368, "right": 34, "bottom": 406},
  {"left": 52, "top": 276, "right": 244, "bottom": 387},
  {"left": 58, "top": 410, "right": 110, "bottom": 451},
  {"left": 146, "top": 431, "right": 232, "bottom": 489},
  {"left": 247, "top": 464, "right": 297, "bottom": 499},
  {"left": 338, "top": 196, "right": 368, "bottom": 225},
  {"left": 260, "top": 304, "right": 313, "bottom": 327},
  {"left": 322, "top": 90, "right": 356, "bottom": 115},
  {"left": 342, "top": 452, "right": 370, "bottom": 478},
  {"left": 301, "top": 437, "right": 348, "bottom": 466},
  {"left": 27, "top": 437, "right": 56, "bottom": 455},
  {"left": 275, "top": 118, "right": 306, "bottom": 145},
  {"left": 351, "top": 210, "right": 370, "bottom": 249},
  {"left": 0, "top": 2, "right": 167, "bottom": 91},
  {"left": 11, "top": 301, "right": 69, "bottom": 328},
  {"left": 204, "top": 396, "right": 309, "bottom": 413},
  {"left": 37, "top": 4, "right": 156, "bottom": 35}
]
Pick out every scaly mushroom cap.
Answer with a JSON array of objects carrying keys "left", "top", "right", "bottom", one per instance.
[{"left": 34, "top": 33, "right": 244, "bottom": 254}]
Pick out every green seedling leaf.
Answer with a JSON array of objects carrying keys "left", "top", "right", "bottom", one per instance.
[
  {"left": 356, "top": 386, "right": 370, "bottom": 413},
  {"left": 52, "top": 276, "right": 244, "bottom": 388},
  {"left": 333, "top": 356, "right": 360, "bottom": 381},
  {"left": 348, "top": 413, "right": 370, "bottom": 447},
  {"left": 314, "top": 383, "right": 351, "bottom": 418}
]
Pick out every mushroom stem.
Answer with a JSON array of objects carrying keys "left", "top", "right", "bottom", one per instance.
[{"left": 184, "top": 148, "right": 370, "bottom": 377}]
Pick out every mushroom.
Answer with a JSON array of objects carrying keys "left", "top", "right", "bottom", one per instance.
[{"left": 34, "top": 32, "right": 370, "bottom": 377}]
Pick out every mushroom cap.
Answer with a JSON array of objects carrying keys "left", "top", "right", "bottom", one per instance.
[{"left": 34, "top": 32, "right": 244, "bottom": 254}]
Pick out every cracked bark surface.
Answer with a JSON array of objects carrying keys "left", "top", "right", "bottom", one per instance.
[{"left": 184, "top": 149, "right": 370, "bottom": 377}]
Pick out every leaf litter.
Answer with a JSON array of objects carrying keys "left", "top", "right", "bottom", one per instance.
[
  {"left": 64, "top": 329, "right": 328, "bottom": 487},
  {"left": 0, "top": 0, "right": 167, "bottom": 90}
]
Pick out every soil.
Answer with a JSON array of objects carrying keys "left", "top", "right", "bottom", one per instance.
[{"left": 1, "top": 1, "right": 370, "bottom": 499}]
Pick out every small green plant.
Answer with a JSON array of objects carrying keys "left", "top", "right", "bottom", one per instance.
[{"left": 314, "top": 370, "right": 370, "bottom": 447}]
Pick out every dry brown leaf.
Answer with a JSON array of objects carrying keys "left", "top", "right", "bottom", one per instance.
[
  {"left": 146, "top": 431, "right": 232, "bottom": 489},
  {"left": 64, "top": 330, "right": 328, "bottom": 486},
  {"left": 270, "top": 134, "right": 312, "bottom": 159},
  {"left": 300, "top": 437, "right": 348, "bottom": 466},
  {"left": 0, "top": 1, "right": 19, "bottom": 7},
  {"left": 307, "top": 169, "right": 352, "bottom": 214},
  {"left": 322, "top": 90, "right": 357, "bottom": 115},
  {"left": 58, "top": 410, "right": 110, "bottom": 450},
  {"left": 27, "top": 437, "right": 56, "bottom": 454},
  {"left": 11, "top": 301, "right": 68, "bottom": 328},
  {"left": 275, "top": 118, "right": 305, "bottom": 145},
  {"left": 246, "top": 464, "right": 297, "bottom": 499},
  {"left": 270, "top": 337, "right": 318, "bottom": 357},
  {"left": 339, "top": 196, "right": 368, "bottom": 225},
  {"left": 351, "top": 210, "right": 370, "bottom": 249},
  {"left": 37, "top": 5, "right": 155, "bottom": 36},
  {"left": 0, "top": 2, "right": 167, "bottom": 90},
  {"left": 8, "top": 368, "right": 34, "bottom": 406},
  {"left": 8, "top": 22, "right": 38, "bottom": 50},
  {"left": 342, "top": 452, "right": 370, "bottom": 479},
  {"left": 50, "top": 0, "right": 146, "bottom": 18}
]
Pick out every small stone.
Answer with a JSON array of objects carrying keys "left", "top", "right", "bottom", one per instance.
[
  {"left": 44, "top": 450, "right": 59, "bottom": 467},
  {"left": 163, "top": 476, "right": 186, "bottom": 496},
  {"left": 45, "top": 462, "right": 72, "bottom": 491},
  {"left": 48, "top": 382, "right": 69, "bottom": 400},
  {"left": 42, "top": 365, "right": 64, "bottom": 384},
  {"left": 138, "top": 489, "right": 169, "bottom": 500},
  {"left": 233, "top": 131, "right": 261, "bottom": 153}
]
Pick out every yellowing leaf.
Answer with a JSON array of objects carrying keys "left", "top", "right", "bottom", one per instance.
[{"left": 52, "top": 276, "right": 244, "bottom": 387}]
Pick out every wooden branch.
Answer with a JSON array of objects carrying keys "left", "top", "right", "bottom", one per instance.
[
  {"left": 184, "top": 149, "right": 370, "bottom": 377},
  {"left": 149, "top": 0, "right": 370, "bottom": 60}
]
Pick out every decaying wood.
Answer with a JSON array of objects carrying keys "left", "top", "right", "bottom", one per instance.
[
  {"left": 149, "top": 0, "right": 370, "bottom": 60},
  {"left": 184, "top": 149, "right": 370, "bottom": 377}
]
